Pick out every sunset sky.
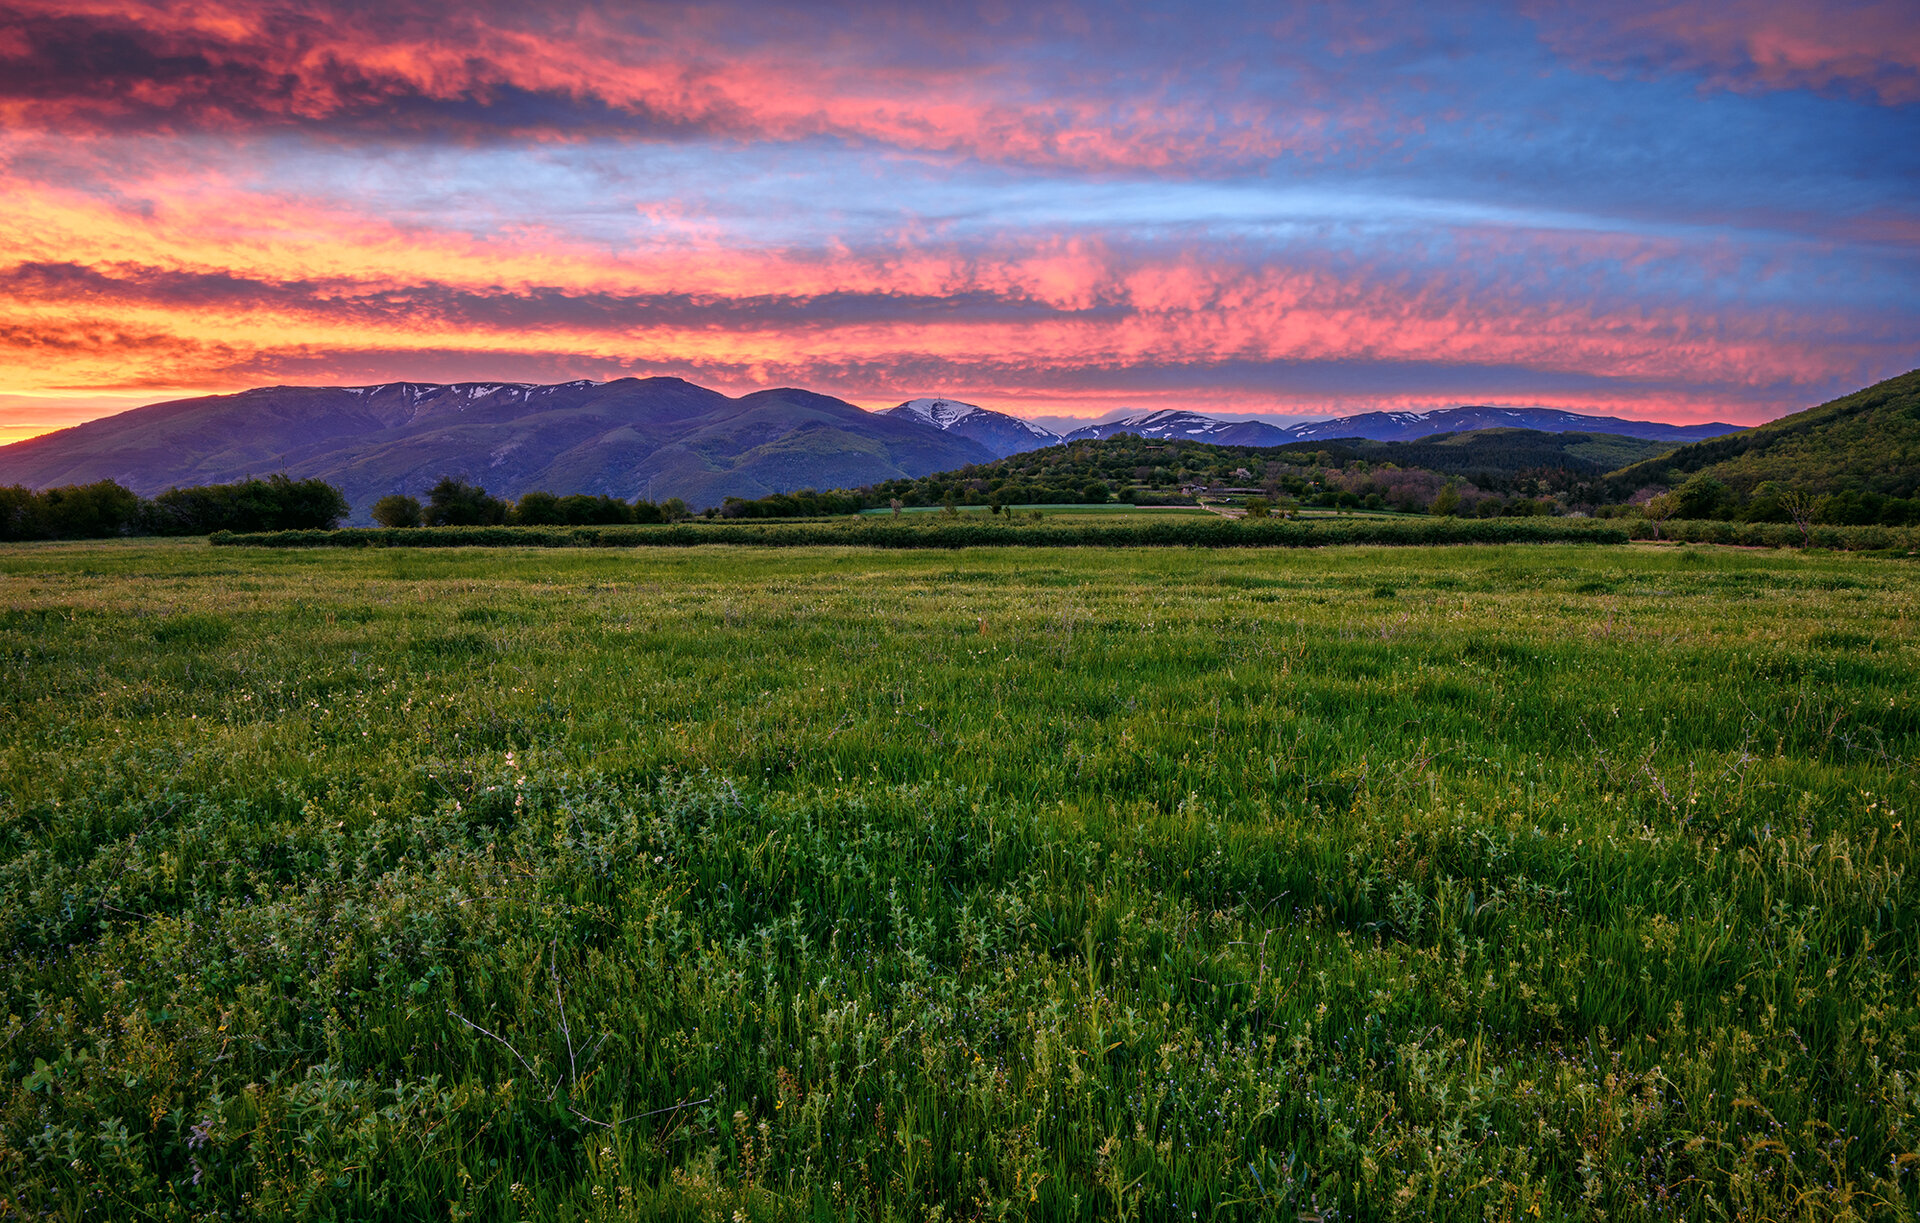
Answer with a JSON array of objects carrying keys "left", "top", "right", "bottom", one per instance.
[{"left": 2, "top": 0, "right": 1917, "bottom": 442}]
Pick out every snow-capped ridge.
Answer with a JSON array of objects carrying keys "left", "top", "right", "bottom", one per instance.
[
  {"left": 877, "top": 396, "right": 1061, "bottom": 457},
  {"left": 893, "top": 398, "right": 983, "bottom": 428}
]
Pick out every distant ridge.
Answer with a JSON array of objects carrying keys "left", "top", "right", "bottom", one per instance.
[
  {"left": 0, "top": 376, "right": 1754, "bottom": 517},
  {"left": 1061, "top": 405, "right": 1738, "bottom": 447},
  {"left": 878, "top": 398, "right": 1059, "bottom": 458},
  {"left": 1282, "top": 405, "right": 1739, "bottom": 444},
  {"left": 1059, "top": 410, "right": 1294, "bottom": 447},
  {"left": 0, "top": 378, "right": 993, "bottom": 517}
]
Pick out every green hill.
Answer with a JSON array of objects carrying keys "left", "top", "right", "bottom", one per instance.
[
  {"left": 720, "top": 426, "right": 1679, "bottom": 518},
  {"left": 871, "top": 426, "right": 1672, "bottom": 497},
  {"left": 1608, "top": 368, "right": 1920, "bottom": 523}
]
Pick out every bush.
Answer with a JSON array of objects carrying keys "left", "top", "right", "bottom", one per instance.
[
  {"left": 0, "top": 479, "right": 144, "bottom": 540},
  {"left": 424, "top": 477, "right": 509, "bottom": 526},
  {"left": 511, "top": 490, "right": 562, "bottom": 525},
  {"left": 1620, "top": 517, "right": 1920, "bottom": 551},
  {"left": 146, "top": 475, "right": 348, "bottom": 534},
  {"left": 556, "top": 494, "right": 635, "bottom": 525},
  {"left": 372, "top": 494, "right": 423, "bottom": 528}
]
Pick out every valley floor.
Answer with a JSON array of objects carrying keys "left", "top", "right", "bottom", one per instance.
[{"left": 1, "top": 541, "right": 1915, "bottom": 1220}]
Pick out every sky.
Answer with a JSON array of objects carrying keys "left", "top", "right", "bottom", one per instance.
[{"left": 2, "top": 1, "right": 1917, "bottom": 443}]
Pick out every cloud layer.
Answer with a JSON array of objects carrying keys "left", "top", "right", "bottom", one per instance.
[{"left": 2, "top": 0, "right": 1916, "bottom": 431}]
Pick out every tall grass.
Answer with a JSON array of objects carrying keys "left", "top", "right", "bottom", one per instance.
[{"left": 1, "top": 541, "right": 1915, "bottom": 1220}]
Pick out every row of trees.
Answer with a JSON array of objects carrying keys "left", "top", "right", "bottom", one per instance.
[
  {"left": 371, "top": 478, "right": 694, "bottom": 528},
  {"left": 0, "top": 476, "right": 348, "bottom": 540},
  {"left": 1597, "top": 474, "right": 1920, "bottom": 528}
]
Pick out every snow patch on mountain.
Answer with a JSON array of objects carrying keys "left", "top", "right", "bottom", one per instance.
[
  {"left": 1060, "top": 410, "right": 1277, "bottom": 443},
  {"left": 892, "top": 398, "right": 984, "bottom": 428},
  {"left": 879, "top": 398, "right": 1060, "bottom": 454}
]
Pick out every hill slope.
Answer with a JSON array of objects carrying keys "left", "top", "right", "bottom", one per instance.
[
  {"left": 0, "top": 379, "right": 993, "bottom": 515},
  {"left": 1608, "top": 368, "right": 1920, "bottom": 503},
  {"left": 840, "top": 427, "right": 1676, "bottom": 517}
]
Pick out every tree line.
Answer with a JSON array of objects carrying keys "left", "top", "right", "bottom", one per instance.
[
  {"left": 0, "top": 475, "right": 349, "bottom": 540},
  {"left": 712, "top": 431, "right": 1920, "bottom": 526},
  {"left": 713, "top": 433, "right": 1619, "bottom": 519},
  {"left": 0, "top": 474, "right": 709, "bottom": 540},
  {"left": 369, "top": 478, "right": 695, "bottom": 527}
]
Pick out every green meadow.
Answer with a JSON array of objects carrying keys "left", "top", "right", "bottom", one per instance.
[{"left": 1, "top": 540, "right": 1915, "bottom": 1221}]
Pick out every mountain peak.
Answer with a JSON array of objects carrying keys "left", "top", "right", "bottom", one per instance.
[
  {"left": 891, "top": 398, "right": 983, "bottom": 427},
  {"left": 876, "top": 397, "right": 1058, "bottom": 458}
]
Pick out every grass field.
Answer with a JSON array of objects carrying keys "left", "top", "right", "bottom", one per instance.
[{"left": 2, "top": 540, "right": 1916, "bottom": 1220}]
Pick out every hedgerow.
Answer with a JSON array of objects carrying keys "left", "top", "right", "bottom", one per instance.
[
  {"left": 1623, "top": 518, "right": 1920, "bottom": 550},
  {"left": 211, "top": 517, "right": 1630, "bottom": 549}
]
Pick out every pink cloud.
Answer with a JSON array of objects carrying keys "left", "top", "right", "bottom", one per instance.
[
  {"left": 1531, "top": 0, "right": 1920, "bottom": 104},
  {"left": 0, "top": 1, "right": 1342, "bottom": 171}
]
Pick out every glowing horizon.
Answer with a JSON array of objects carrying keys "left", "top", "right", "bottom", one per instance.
[{"left": 3, "top": 0, "right": 1916, "bottom": 444}]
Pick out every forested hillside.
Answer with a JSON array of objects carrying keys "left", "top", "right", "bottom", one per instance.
[
  {"left": 1608, "top": 368, "right": 1920, "bottom": 524},
  {"left": 723, "top": 428, "right": 1676, "bottom": 517}
]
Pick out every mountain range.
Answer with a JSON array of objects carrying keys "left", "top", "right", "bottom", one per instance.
[
  {"left": 1050, "top": 405, "right": 1737, "bottom": 446},
  {"left": 0, "top": 379, "right": 994, "bottom": 517},
  {"left": 0, "top": 379, "right": 1747, "bottom": 517}
]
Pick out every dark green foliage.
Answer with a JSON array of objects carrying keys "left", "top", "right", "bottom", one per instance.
[
  {"left": 145, "top": 474, "right": 350, "bottom": 534},
  {"left": 1622, "top": 517, "right": 1920, "bottom": 550},
  {"left": 0, "top": 479, "right": 144, "bottom": 539},
  {"left": 515, "top": 492, "right": 638, "bottom": 526},
  {"left": 555, "top": 494, "right": 635, "bottom": 525},
  {"left": 511, "top": 489, "right": 563, "bottom": 524},
  {"left": 212, "top": 517, "right": 1630, "bottom": 550},
  {"left": 425, "top": 476, "right": 510, "bottom": 526},
  {"left": 1609, "top": 367, "right": 1920, "bottom": 522},
  {"left": 2, "top": 475, "right": 350, "bottom": 539},
  {"left": 719, "top": 488, "right": 866, "bottom": 518},
  {"left": 371, "top": 493, "right": 424, "bottom": 527},
  {"left": 710, "top": 425, "right": 1670, "bottom": 521}
]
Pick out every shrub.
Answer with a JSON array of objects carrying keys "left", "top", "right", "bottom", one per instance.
[
  {"left": 147, "top": 475, "right": 348, "bottom": 534},
  {"left": 371, "top": 494, "right": 423, "bottom": 528},
  {"left": 424, "top": 477, "right": 509, "bottom": 526},
  {"left": 559, "top": 494, "right": 630, "bottom": 525},
  {"left": 511, "top": 490, "right": 562, "bottom": 525}
]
